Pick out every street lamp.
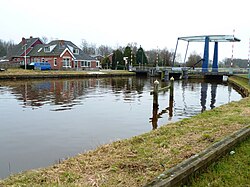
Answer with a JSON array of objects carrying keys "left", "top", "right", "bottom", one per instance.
[
  {"left": 21, "top": 37, "right": 27, "bottom": 70},
  {"left": 24, "top": 44, "right": 27, "bottom": 70}
]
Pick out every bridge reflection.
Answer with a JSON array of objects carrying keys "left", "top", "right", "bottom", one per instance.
[{"left": 201, "top": 82, "right": 217, "bottom": 112}]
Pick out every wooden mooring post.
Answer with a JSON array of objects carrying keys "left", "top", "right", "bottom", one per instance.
[
  {"left": 169, "top": 77, "right": 174, "bottom": 100},
  {"left": 153, "top": 80, "right": 159, "bottom": 107},
  {"left": 151, "top": 77, "right": 174, "bottom": 104},
  {"left": 151, "top": 77, "right": 174, "bottom": 107},
  {"left": 150, "top": 77, "right": 174, "bottom": 129}
]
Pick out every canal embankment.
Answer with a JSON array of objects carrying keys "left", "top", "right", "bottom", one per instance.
[
  {"left": 0, "top": 69, "right": 135, "bottom": 80},
  {"left": 228, "top": 75, "right": 250, "bottom": 97},
  {"left": 0, "top": 75, "right": 249, "bottom": 187}
]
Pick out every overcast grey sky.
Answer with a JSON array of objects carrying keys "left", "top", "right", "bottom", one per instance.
[{"left": 1, "top": 0, "right": 249, "bottom": 61}]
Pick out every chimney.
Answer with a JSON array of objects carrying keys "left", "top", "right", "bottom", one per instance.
[
  {"left": 22, "top": 37, "right": 26, "bottom": 45},
  {"left": 59, "top": 40, "right": 65, "bottom": 48}
]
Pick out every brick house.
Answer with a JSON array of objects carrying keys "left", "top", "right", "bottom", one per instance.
[
  {"left": 10, "top": 36, "right": 44, "bottom": 64},
  {"left": 10, "top": 37, "right": 100, "bottom": 70}
]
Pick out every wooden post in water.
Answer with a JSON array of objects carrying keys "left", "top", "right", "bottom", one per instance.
[
  {"left": 153, "top": 80, "right": 159, "bottom": 107},
  {"left": 150, "top": 78, "right": 174, "bottom": 128},
  {"left": 169, "top": 77, "right": 174, "bottom": 118},
  {"left": 170, "top": 77, "right": 174, "bottom": 100}
]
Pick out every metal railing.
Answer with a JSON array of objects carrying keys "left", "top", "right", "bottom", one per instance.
[{"left": 133, "top": 66, "right": 249, "bottom": 74}]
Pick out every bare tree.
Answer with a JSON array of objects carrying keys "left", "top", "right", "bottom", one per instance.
[
  {"left": 80, "top": 39, "right": 97, "bottom": 55},
  {"left": 98, "top": 45, "right": 112, "bottom": 56},
  {"left": 41, "top": 36, "right": 48, "bottom": 44},
  {"left": 186, "top": 51, "right": 202, "bottom": 67}
]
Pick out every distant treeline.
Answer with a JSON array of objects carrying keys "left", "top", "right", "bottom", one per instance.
[{"left": 0, "top": 39, "right": 15, "bottom": 59}]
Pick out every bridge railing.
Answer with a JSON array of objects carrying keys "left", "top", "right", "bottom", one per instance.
[
  {"left": 132, "top": 66, "right": 153, "bottom": 71},
  {"left": 188, "top": 68, "right": 249, "bottom": 74},
  {"left": 133, "top": 66, "right": 249, "bottom": 75}
]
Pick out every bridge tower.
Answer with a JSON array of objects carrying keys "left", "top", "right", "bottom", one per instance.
[{"left": 172, "top": 35, "right": 240, "bottom": 73}]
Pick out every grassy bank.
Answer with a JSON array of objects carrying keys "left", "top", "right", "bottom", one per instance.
[
  {"left": 0, "top": 69, "right": 135, "bottom": 79},
  {"left": 189, "top": 135, "right": 250, "bottom": 187},
  {"left": 228, "top": 75, "right": 250, "bottom": 96},
  {"left": 187, "top": 75, "right": 250, "bottom": 187},
  {"left": 0, "top": 76, "right": 250, "bottom": 187}
]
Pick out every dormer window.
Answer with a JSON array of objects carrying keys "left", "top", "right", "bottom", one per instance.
[
  {"left": 73, "top": 48, "right": 79, "bottom": 55},
  {"left": 44, "top": 46, "right": 50, "bottom": 52}
]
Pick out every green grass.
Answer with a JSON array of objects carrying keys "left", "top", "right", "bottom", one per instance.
[
  {"left": 237, "top": 74, "right": 249, "bottom": 79},
  {"left": 0, "top": 75, "right": 249, "bottom": 186},
  {"left": 229, "top": 75, "right": 250, "bottom": 96},
  {"left": 0, "top": 68, "right": 135, "bottom": 77},
  {"left": 189, "top": 137, "right": 250, "bottom": 187}
]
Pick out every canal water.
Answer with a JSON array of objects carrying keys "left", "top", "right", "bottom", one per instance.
[{"left": 0, "top": 77, "right": 242, "bottom": 179}]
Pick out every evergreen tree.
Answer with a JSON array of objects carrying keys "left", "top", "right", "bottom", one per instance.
[
  {"left": 0, "top": 41, "right": 7, "bottom": 57},
  {"left": 124, "top": 46, "right": 132, "bottom": 64},
  {"left": 112, "top": 49, "right": 123, "bottom": 69},
  {"left": 136, "top": 46, "right": 148, "bottom": 65}
]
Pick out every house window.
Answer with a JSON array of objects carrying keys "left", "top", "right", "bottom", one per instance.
[
  {"left": 81, "top": 61, "right": 90, "bottom": 67},
  {"left": 54, "top": 58, "right": 57, "bottom": 66},
  {"left": 44, "top": 47, "right": 50, "bottom": 52},
  {"left": 63, "top": 58, "right": 71, "bottom": 67},
  {"left": 73, "top": 48, "right": 79, "bottom": 55}
]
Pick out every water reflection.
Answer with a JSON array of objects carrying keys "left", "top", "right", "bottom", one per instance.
[
  {"left": 200, "top": 82, "right": 208, "bottom": 112},
  {"left": 210, "top": 83, "right": 217, "bottom": 109},
  {"left": 0, "top": 78, "right": 146, "bottom": 111},
  {"left": 200, "top": 82, "right": 218, "bottom": 112},
  {"left": 150, "top": 80, "right": 236, "bottom": 129},
  {"left": 150, "top": 90, "right": 174, "bottom": 130}
]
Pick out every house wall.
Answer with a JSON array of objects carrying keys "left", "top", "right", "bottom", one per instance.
[
  {"left": 90, "top": 61, "right": 97, "bottom": 68},
  {"left": 30, "top": 51, "right": 75, "bottom": 70}
]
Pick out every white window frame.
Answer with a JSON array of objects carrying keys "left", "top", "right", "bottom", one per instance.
[
  {"left": 54, "top": 58, "right": 57, "bottom": 66},
  {"left": 80, "top": 60, "right": 91, "bottom": 67},
  {"left": 81, "top": 61, "right": 84, "bottom": 67},
  {"left": 73, "top": 48, "right": 79, "bottom": 55},
  {"left": 63, "top": 57, "right": 71, "bottom": 68},
  {"left": 44, "top": 46, "right": 50, "bottom": 52}
]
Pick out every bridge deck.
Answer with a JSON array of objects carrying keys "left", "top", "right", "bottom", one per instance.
[{"left": 132, "top": 66, "right": 248, "bottom": 76}]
